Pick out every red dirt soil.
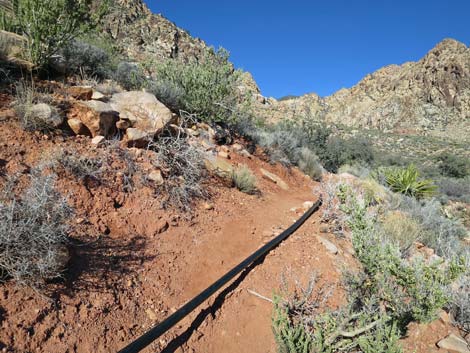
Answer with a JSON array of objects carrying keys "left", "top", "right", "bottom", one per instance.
[{"left": 0, "top": 98, "right": 463, "bottom": 353}]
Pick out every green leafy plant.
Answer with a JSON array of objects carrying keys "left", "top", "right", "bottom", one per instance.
[
  {"left": 1, "top": 0, "right": 106, "bottom": 68},
  {"left": 384, "top": 165, "right": 437, "bottom": 199},
  {"left": 152, "top": 47, "right": 241, "bottom": 123},
  {"left": 437, "top": 153, "right": 470, "bottom": 178}
]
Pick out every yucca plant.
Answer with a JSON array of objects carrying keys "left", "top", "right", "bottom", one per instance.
[{"left": 384, "top": 165, "right": 437, "bottom": 199}]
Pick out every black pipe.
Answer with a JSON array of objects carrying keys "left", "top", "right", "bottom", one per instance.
[{"left": 118, "top": 198, "right": 322, "bottom": 353}]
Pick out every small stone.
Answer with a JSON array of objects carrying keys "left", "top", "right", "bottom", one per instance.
[
  {"left": 232, "top": 143, "right": 243, "bottom": 152},
  {"left": 91, "top": 135, "right": 106, "bottom": 146},
  {"left": 116, "top": 119, "right": 132, "bottom": 130},
  {"left": 145, "top": 308, "right": 158, "bottom": 321},
  {"left": 148, "top": 170, "right": 164, "bottom": 185},
  {"left": 318, "top": 236, "right": 339, "bottom": 255},
  {"left": 68, "top": 118, "right": 90, "bottom": 135},
  {"left": 319, "top": 225, "right": 329, "bottom": 233},
  {"left": 218, "top": 151, "right": 230, "bottom": 159},
  {"left": 75, "top": 218, "right": 85, "bottom": 224},
  {"left": 239, "top": 149, "right": 252, "bottom": 158},
  {"left": 438, "top": 310, "right": 451, "bottom": 324},
  {"left": 437, "top": 333, "right": 470, "bottom": 353},
  {"left": 302, "top": 201, "right": 315, "bottom": 210},
  {"left": 260, "top": 168, "right": 289, "bottom": 190},
  {"left": 92, "top": 90, "right": 106, "bottom": 101},
  {"left": 203, "top": 203, "right": 214, "bottom": 210},
  {"left": 67, "top": 86, "right": 93, "bottom": 100},
  {"left": 126, "top": 128, "right": 152, "bottom": 148}
]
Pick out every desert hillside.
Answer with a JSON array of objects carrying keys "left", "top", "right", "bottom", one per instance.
[{"left": 0, "top": 1, "right": 469, "bottom": 353}]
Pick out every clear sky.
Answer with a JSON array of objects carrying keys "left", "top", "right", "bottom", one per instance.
[{"left": 145, "top": 0, "right": 469, "bottom": 99}]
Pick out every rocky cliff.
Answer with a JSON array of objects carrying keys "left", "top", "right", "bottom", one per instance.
[{"left": 259, "top": 39, "right": 470, "bottom": 135}]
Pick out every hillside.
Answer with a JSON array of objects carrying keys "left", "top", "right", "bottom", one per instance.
[
  {"left": 0, "top": 2, "right": 469, "bottom": 353},
  {"left": 258, "top": 39, "right": 470, "bottom": 138}
]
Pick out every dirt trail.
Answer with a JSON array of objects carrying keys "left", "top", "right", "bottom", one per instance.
[{"left": 0, "top": 113, "right": 459, "bottom": 353}]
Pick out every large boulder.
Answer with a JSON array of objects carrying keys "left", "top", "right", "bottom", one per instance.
[
  {"left": 67, "top": 101, "right": 119, "bottom": 137},
  {"left": 0, "top": 30, "right": 33, "bottom": 69},
  {"left": 110, "top": 91, "right": 174, "bottom": 136}
]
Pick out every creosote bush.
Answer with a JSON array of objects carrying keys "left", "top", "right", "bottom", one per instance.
[
  {"left": 437, "top": 153, "right": 470, "bottom": 178},
  {"left": 0, "top": 169, "right": 72, "bottom": 285},
  {"left": 151, "top": 47, "right": 241, "bottom": 124},
  {"left": 232, "top": 165, "right": 257, "bottom": 194},
  {"left": 114, "top": 61, "right": 146, "bottom": 91},
  {"left": 62, "top": 39, "right": 111, "bottom": 78}
]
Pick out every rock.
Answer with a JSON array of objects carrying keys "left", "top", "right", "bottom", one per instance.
[
  {"left": 239, "top": 149, "right": 252, "bottom": 159},
  {"left": 218, "top": 151, "right": 230, "bottom": 159},
  {"left": 437, "top": 334, "right": 470, "bottom": 353},
  {"left": 318, "top": 236, "right": 339, "bottom": 255},
  {"left": 148, "top": 170, "right": 164, "bottom": 185},
  {"left": 110, "top": 91, "right": 174, "bottom": 136},
  {"left": 91, "top": 90, "right": 106, "bottom": 101},
  {"left": 126, "top": 128, "right": 152, "bottom": 148},
  {"left": 67, "top": 86, "right": 93, "bottom": 100},
  {"left": 260, "top": 168, "right": 289, "bottom": 190},
  {"left": 67, "top": 101, "right": 119, "bottom": 137},
  {"left": 203, "top": 203, "right": 214, "bottom": 210},
  {"left": 145, "top": 308, "right": 158, "bottom": 321},
  {"left": 0, "top": 30, "right": 33, "bottom": 69},
  {"left": 67, "top": 118, "right": 90, "bottom": 135},
  {"left": 232, "top": 143, "right": 244, "bottom": 152},
  {"left": 29, "top": 103, "right": 63, "bottom": 128},
  {"left": 204, "top": 155, "right": 234, "bottom": 180},
  {"left": 91, "top": 135, "right": 106, "bottom": 146},
  {"left": 302, "top": 201, "right": 315, "bottom": 210},
  {"left": 116, "top": 119, "right": 132, "bottom": 130}
]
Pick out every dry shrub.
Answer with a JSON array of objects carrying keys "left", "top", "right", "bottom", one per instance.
[
  {"left": 232, "top": 165, "right": 257, "bottom": 194},
  {"left": 380, "top": 211, "right": 423, "bottom": 253},
  {"left": 0, "top": 169, "right": 72, "bottom": 285}
]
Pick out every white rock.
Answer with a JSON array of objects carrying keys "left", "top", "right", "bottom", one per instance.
[
  {"left": 318, "top": 236, "right": 339, "bottom": 255},
  {"left": 437, "top": 334, "right": 470, "bottom": 353}
]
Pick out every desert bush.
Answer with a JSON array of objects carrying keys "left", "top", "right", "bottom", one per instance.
[
  {"left": 150, "top": 132, "right": 207, "bottom": 212},
  {"left": 114, "top": 61, "right": 146, "bottom": 90},
  {"left": 62, "top": 39, "right": 111, "bottom": 78},
  {"left": 341, "top": 187, "right": 465, "bottom": 324},
  {"left": 384, "top": 165, "right": 436, "bottom": 199},
  {"left": 298, "top": 147, "right": 323, "bottom": 181},
  {"left": 13, "top": 80, "right": 61, "bottom": 131},
  {"left": 318, "top": 136, "right": 374, "bottom": 173},
  {"left": 338, "top": 163, "right": 371, "bottom": 178},
  {"left": 49, "top": 149, "right": 103, "bottom": 180},
  {"left": 0, "top": 169, "right": 72, "bottom": 285},
  {"left": 437, "top": 177, "right": 470, "bottom": 203},
  {"left": 437, "top": 153, "right": 470, "bottom": 178},
  {"left": 396, "top": 196, "right": 467, "bottom": 259},
  {"left": 448, "top": 270, "right": 470, "bottom": 332},
  {"left": 379, "top": 211, "right": 423, "bottom": 253},
  {"left": 272, "top": 275, "right": 403, "bottom": 353},
  {"left": 146, "top": 78, "right": 185, "bottom": 112},
  {"left": 232, "top": 165, "right": 257, "bottom": 194},
  {"left": 1, "top": 0, "right": 104, "bottom": 68},
  {"left": 153, "top": 47, "right": 241, "bottom": 124}
]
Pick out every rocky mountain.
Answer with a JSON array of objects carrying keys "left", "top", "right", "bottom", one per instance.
[
  {"left": 98, "top": 0, "right": 208, "bottom": 62},
  {"left": 97, "top": 2, "right": 468, "bottom": 136},
  {"left": 258, "top": 39, "right": 470, "bottom": 136}
]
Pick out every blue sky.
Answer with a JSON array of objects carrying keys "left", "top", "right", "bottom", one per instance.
[{"left": 145, "top": 0, "right": 469, "bottom": 98}]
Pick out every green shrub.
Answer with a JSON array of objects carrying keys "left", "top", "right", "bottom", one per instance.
[
  {"left": 0, "top": 169, "right": 72, "bottom": 285},
  {"left": 437, "top": 177, "right": 470, "bottom": 203},
  {"left": 384, "top": 165, "right": 437, "bottom": 199},
  {"left": 114, "top": 61, "right": 146, "bottom": 90},
  {"left": 437, "top": 153, "right": 470, "bottom": 178},
  {"left": 298, "top": 147, "right": 323, "bottom": 181},
  {"left": 146, "top": 78, "right": 185, "bottom": 112},
  {"left": 1, "top": 0, "right": 104, "bottom": 68},
  {"left": 62, "top": 39, "right": 111, "bottom": 78},
  {"left": 153, "top": 47, "right": 241, "bottom": 123},
  {"left": 232, "top": 165, "right": 257, "bottom": 194},
  {"left": 318, "top": 137, "right": 374, "bottom": 173},
  {"left": 380, "top": 211, "right": 424, "bottom": 253}
]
